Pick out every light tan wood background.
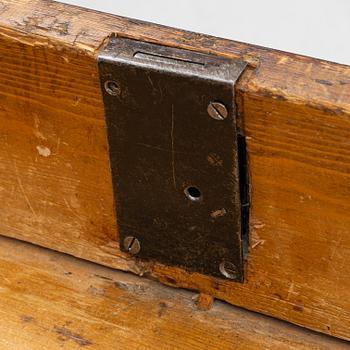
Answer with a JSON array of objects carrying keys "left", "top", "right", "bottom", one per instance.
[{"left": 1, "top": 235, "right": 349, "bottom": 349}]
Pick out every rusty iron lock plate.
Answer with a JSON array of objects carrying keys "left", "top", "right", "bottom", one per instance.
[{"left": 98, "top": 37, "right": 248, "bottom": 281}]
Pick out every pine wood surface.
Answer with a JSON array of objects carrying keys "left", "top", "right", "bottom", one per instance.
[
  {"left": 0, "top": 0, "right": 349, "bottom": 340},
  {"left": 0, "top": 235, "right": 349, "bottom": 350}
]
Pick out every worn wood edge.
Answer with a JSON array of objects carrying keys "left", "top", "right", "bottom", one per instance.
[
  {"left": 0, "top": 0, "right": 349, "bottom": 114},
  {"left": 0, "top": 235, "right": 348, "bottom": 350}
]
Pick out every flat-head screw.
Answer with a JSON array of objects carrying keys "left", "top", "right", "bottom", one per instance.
[
  {"left": 219, "top": 261, "right": 238, "bottom": 279},
  {"left": 104, "top": 80, "right": 121, "bottom": 96},
  {"left": 207, "top": 102, "right": 228, "bottom": 120},
  {"left": 123, "top": 236, "right": 141, "bottom": 255}
]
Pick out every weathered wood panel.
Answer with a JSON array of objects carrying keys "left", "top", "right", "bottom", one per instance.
[
  {"left": 0, "top": 0, "right": 349, "bottom": 339},
  {"left": 0, "top": 235, "right": 348, "bottom": 349}
]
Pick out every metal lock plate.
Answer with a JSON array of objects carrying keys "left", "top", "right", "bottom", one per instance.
[{"left": 98, "top": 37, "right": 248, "bottom": 281}]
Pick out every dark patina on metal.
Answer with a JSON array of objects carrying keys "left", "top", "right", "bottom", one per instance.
[{"left": 98, "top": 37, "right": 248, "bottom": 281}]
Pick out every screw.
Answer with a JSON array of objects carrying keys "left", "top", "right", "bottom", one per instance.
[
  {"left": 104, "top": 80, "right": 121, "bottom": 96},
  {"left": 123, "top": 236, "right": 141, "bottom": 255},
  {"left": 219, "top": 261, "right": 238, "bottom": 279},
  {"left": 207, "top": 102, "right": 228, "bottom": 120}
]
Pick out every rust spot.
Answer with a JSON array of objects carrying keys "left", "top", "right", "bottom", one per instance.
[{"left": 54, "top": 326, "right": 92, "bottom": 347}]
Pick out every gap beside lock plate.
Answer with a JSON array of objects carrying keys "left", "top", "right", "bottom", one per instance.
[{"left": 98, "top": 37, "right": 249, "bottom": 281}]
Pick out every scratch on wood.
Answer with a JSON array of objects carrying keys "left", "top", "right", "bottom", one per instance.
[
  {"left": 63, "top": 198, "right": 82, "bottom": 221},
  {"left": 72, "top": 30, "right": 84, "bottom": 45},
  {"left": 54, "top": 326, "right": 92, "bottom": 346},
  {"left": 330, "top": 236, "right": 344, "bottom": 260},
  {"left": 51, "top": 137, "right": 61, "bottom": 156},
  {"left": 251, "top": 240, "right": 265, "bottom": 249},
  {"left": 0, "top": 30, "right": 41, "bottom": 47},
  {"left": 287, "top": 282, "right": 299, "bottom": 301},
  {"left": 13, "top": 160, "right": 37, "bottom": 217}
]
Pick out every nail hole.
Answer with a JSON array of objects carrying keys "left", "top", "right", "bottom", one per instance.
[
  {"left": 104, "top": 80, "right": 121, "bottom": 96},
  {"left": 184, "top": 186, "right": 202, "bottom": 201}
]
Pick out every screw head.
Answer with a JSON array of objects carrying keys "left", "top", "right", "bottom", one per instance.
[
  {"left": 123, "top": 236, "right": 141, "bottom": 255},
  {"left": 104, "top": 80, "right": 121, "bottom": 96},
  {"left": 207, "top": 102, "right": 228, "bottom": 120},
  {"left": 219, "top": 261, "right": 238, "bottom": 279}
]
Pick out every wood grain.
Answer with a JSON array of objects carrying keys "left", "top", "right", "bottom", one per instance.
[
  {"left": 0, "top": 235, "right": 348, "bottom": 350},
  {"left": 0, "top": 0, "right": 349, "bottom": 340}
]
